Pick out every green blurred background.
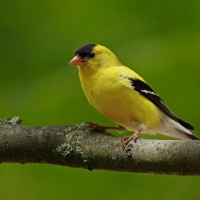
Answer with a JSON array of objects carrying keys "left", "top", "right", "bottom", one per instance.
[{"left": 1, "top": 0, "right": 200, "bottom": 199}]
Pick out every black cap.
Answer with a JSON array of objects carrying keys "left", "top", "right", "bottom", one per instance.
[{"left": 75, "top": 44, "right": 96, "bottom": 59}]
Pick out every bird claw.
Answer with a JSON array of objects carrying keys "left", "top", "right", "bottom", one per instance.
[
  {"left": 87, "top": 122, "right": 106, "bottom": 132},
  {"left": 87, "top": 122, "right": 118, "bottom": 135},
  {"left": 87, "top": 123, "right": 141, "bottom": 150},
  {"left": 121, "top": 134, "right": 139, "bottom": 150}
]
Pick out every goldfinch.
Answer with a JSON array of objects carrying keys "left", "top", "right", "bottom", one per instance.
[{"left": 68, "top": 44, "right": 199, "bottom": 148}]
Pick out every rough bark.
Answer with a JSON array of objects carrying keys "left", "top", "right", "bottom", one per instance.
[{"left": 0, "top": 117, "right": 200, "bottom": 175}]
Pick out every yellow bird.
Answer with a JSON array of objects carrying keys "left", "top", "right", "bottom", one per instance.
[{"left": 68, "top": 44, "right": 199, "bottom": 148}]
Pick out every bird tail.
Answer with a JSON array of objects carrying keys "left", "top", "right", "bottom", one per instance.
[
  {"left": 178, "top": 118, "right": 195, "bottom": 130},
  {"left": 161, "top": 115, "right": 199, "bottom": 140}
]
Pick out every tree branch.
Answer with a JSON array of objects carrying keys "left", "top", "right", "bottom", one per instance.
[{"left": 0, "top": 117, "right": 200, "bottom": 175}]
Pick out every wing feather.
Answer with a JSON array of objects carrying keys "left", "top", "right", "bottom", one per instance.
[{"left": 127, "top": 78, "right": 194, "bottom": 130}]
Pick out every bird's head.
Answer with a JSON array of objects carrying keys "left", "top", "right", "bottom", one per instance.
[{"left": 68, "top": 44, "right": 121, "bottom": 71}]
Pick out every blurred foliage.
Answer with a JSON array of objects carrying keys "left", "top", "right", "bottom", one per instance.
[{"left": 0, "top": 0, "right": 200, "bottom": 199}]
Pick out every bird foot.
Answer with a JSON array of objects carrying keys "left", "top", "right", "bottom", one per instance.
[
  {"left": 121, "top": 130, "right": 141, "bottom": 150},
  {"left": 87, "top": 122, "right": 119, "bottom": 135}
]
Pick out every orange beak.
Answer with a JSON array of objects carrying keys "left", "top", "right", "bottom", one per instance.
[{"left": 68, "top": 55, "right": 85, "bottom": 66}]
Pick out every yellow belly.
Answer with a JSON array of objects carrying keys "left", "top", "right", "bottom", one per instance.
[{"left": 78, "top": 66, "right": 162, "bottom": 132}]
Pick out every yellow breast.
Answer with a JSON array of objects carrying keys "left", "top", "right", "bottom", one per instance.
[{"left": 78, "top": 65, "right": 162, "bottom": 132}]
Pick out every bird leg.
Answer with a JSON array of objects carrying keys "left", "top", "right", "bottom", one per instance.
[
  {"left": 121, "top": 127, "right": 142, "bottom": 150},
  {"left": 87, "top": 122, "right": 119, "bottom": 135},
  {"left": 116, "top": 125, "right": 126, "bottom": 133}
]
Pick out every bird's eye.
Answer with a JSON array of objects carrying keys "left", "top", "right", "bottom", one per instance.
[{"left": 89, "top": 53, "right": 95, "bottom": 58}]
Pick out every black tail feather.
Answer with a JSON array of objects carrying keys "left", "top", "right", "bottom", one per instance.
[
  {"left": 186, "top": 133, "right": 199, "bottom": 140},
  {"left": 178, "top": 119, "right": 195, "bottom": 130}
]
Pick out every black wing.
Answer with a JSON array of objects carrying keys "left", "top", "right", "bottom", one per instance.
[{"left": 128, "top": 78, "right": 194, "bottom": 130}]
